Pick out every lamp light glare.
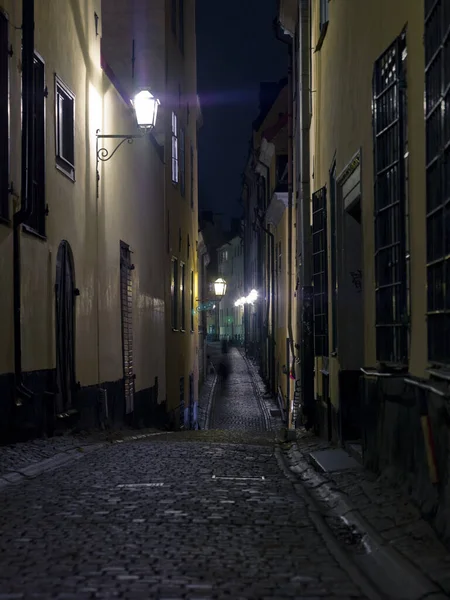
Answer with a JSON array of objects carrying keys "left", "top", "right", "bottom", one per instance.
[
  {"left": 133, "top": 90, "right": 160, "bottom": 129},
  {"left": 213, "top": 278, "right": 227, "bottom": 298}
]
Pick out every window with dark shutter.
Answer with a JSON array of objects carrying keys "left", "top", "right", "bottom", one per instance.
[
  {"left": 312, "top": 187, "right": 328, "bottom": 357},
  {"left": 425, "top": 1, "right": 450, "bottom": 365},
  {"left": 372, "top": 31, "right": 409, "bottom": 365},
  {"left": 24, "top": 54, "right": 46, "bottom": 236},
  {"left": 55, "top": 76, "right": 75, "bottom": 180}
]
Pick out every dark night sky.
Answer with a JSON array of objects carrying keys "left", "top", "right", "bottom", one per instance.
[{"left": 196, "top": 1, "right": 287, "bottom": 224}]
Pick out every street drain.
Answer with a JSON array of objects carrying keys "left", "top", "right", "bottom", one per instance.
[
  {"left": 117, "top": 483, "right": 164, "bottom": 488},
  {"left": 211, "top": 475, "right": 266, "bottom": 481},
  {"left": 325, "top": 515, "right": 367, "bottom": 554}
]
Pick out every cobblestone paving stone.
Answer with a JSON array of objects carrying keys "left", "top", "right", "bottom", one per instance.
[
  {"left": 209, "top": 346, "right": 270, "bottom": 432},
  {"left": 0, "top": 435, "right": 368, "bottom": 599},
  {"left": 284, "top": 430, "right": 450, "bottom": 596},
  {"left": 0, "top": 429, "right": 160, "bottom": 478}
]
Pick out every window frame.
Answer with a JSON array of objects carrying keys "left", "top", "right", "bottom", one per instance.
[
  {"left": 24, "top": 52, "right": 46, "bottom": 238},
  {"left": 171, "top": 257, "right": 179, "bottom": 330},
  {"left": 55, "top": 74, "right": 75, "bottom": 181},
  {"left": 329, "top": 160, "right": 338, "bottom": 354},
  {"left": 372, "top": 30, "right": 409, "bottom": 366},
  {"left": 317, "top": 0, "right": 329, "bottom": 50},
  {"left": 180, "top": 261, "right": 186, "bottom": 331},
  {"left": 0, "top": 10, "right": 9, "bottom": 223},
  {"left": 171, "top": 112, "right": 179, "bottom": 184},
  {"left": 425, "top": 0, "right": 450, "bottom": 366},
  {"left": 179, "top": 126, "right": 185, "bottom": 197},
  {"left": 190, "top": 270, "right": 194, "bottom": 332},
  {"left": 312, "top": 186, "right": 329, "bottom": 358}
]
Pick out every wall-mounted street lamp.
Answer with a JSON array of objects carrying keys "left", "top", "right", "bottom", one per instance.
[
  {"left": 213, "top": 278, "right": 227, "bottom": 298},
  {"left": 235, "top": 289, "right": 258, "bottom": 307},
  {"left": 96, "top": 89, "right": 160, "bottom": 197}
]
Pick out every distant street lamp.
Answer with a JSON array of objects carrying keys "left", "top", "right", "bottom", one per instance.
[
  {"left": 96, "top": 88, "right": 160, "bottom": 197},
  {"left": 214, "top": 278, "right": 227, "bottom": 298}
]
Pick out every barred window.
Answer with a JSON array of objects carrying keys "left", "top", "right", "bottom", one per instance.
[
  {"left": 312, "top": 186, "right": 328, "bottom": 357},
  {"left": 372, "top": 31, "right": 408, "bottom": 365},
  {"left": 425, "top": 0, "right": 450, "bottom": 364},
  {"left": 24, "top": 54, "right": 46, "bottom": 236}
]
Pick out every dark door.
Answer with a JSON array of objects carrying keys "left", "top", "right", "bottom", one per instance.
[
  {"left": 55, "top": 241, "right": 76, "bottom": 415},
  {"left": 120, "top": 242, "right": 134, "bottom": 415}
]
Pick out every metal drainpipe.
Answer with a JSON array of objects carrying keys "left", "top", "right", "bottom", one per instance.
[
  {"left": 274, "top": 19, "right": 294, "bottom": 429},
  {"left": 13, "top": 0, "right": 35, "bottom": 404},
  {"left": 298, "top": 0, "right": 314, "bottom": 428}
]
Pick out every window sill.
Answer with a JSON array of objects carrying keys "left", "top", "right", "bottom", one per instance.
[
  {"left": 172, "top": 328, "right": 179, "bottom": 332},
  {"left": 22, "top": 224, "right": 47, "bottom": 241},
  {"left": 56, "top": 160, "right": 75, "bottom": 182},
  {"left": 180, "top": 329, "right": 186, "bottom": 333},
  {"left": 315, "top": 21, "right": 329, "bottom": 52},
  {"left": 0, "top": 215, "right": 11, "bottom": 227}
]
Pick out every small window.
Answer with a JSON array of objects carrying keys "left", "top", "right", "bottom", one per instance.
[
  {"left": 171, "top": 112, "right": 179, "bottom": 183},
  {"left": 180, "top": 262, "right": 186, "bottom": 330},
  {"left": 0, "top": 12, "right": 8, "bottom": 221},
  {"left": 190, "top": 270, "right": 194, "bottom": 331},
  {"left": 320, "top": 0, "right": 329, "bottom": 30},
  {"left": 55, "top": 76, "right": 75, "bottom": 180},
  {"left": 179, "top": 127, "right": 185, "bottom": 197},
  {"left": 24, "top": 54, "right": 46, "bottom": 236},
  {"left": 171, "top": 258, "right": 179, "bottom": 329},
  {"left": 179, "top": 0, "right": 185, "bottom": 53}
]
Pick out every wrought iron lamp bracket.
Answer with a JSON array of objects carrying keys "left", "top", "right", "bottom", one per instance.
[
  {"left": 95, "top": 129, "right": 144, "bottom": 197},
  {"left": 96, "top": 130, "right": 143, "bottom": 163}
]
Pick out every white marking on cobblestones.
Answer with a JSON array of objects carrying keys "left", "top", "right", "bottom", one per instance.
[
  {"left": 211, "top": 475, "right": 265, "bottom": 481},
  {"left": 116, "top": 483, "right": 164, "bottom": 488}
]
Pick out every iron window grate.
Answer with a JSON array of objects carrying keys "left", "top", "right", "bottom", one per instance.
[
  {"left": 425, "top": 0, "right": 450, "bottom": 364},
  {"left": 120, "top": 242, "right": 134, "bottom": 414},
  {"left": 372, "top": 31, "right": 408, "bottom": 365},
  {"left": 312, "top": 186, "right": 329, "bottom": 357}
]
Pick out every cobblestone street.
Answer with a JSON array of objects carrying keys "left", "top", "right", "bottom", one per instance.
[{"left": 0, "top": 347, "right": 449, "bottom": 599}]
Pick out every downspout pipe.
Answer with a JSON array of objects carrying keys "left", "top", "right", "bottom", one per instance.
[
  {"left": 274, "top": 18, "right": 294, "bottom": 428},
  {"left": 13, "top": 0, "right": 35, "bottom": 402}
]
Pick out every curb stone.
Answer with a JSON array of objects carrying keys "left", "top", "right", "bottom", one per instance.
[
  {"left": 282, "top": 440, "right": 449, "bottom": 600},
  {"left": 274, "top": 445, "right": 383, "bottom": 600}
]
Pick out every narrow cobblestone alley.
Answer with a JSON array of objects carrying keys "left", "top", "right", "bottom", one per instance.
[{"left": 0, "top": 347, "right": 449, "bottom": 599}]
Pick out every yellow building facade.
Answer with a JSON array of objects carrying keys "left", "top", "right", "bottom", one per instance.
[
  {"left": 242, "top": 80, "right": 295, "bottom": 422},
  {"left": 0, "top": 0, "right": 199, "bottom": 441},
  {"left": 277, "top": 0, "right": 450, "bottom": 541}
]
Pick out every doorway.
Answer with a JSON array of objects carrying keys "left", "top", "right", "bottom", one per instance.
[
  {"left": 55, "top": 240, "right": 76, "bottom": 415},
  {"left": 120, "top": 241, "right": 134, "bottom": 415},
  {"left": 336, "top": 152, "right": 364, "bottom": 442}
]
